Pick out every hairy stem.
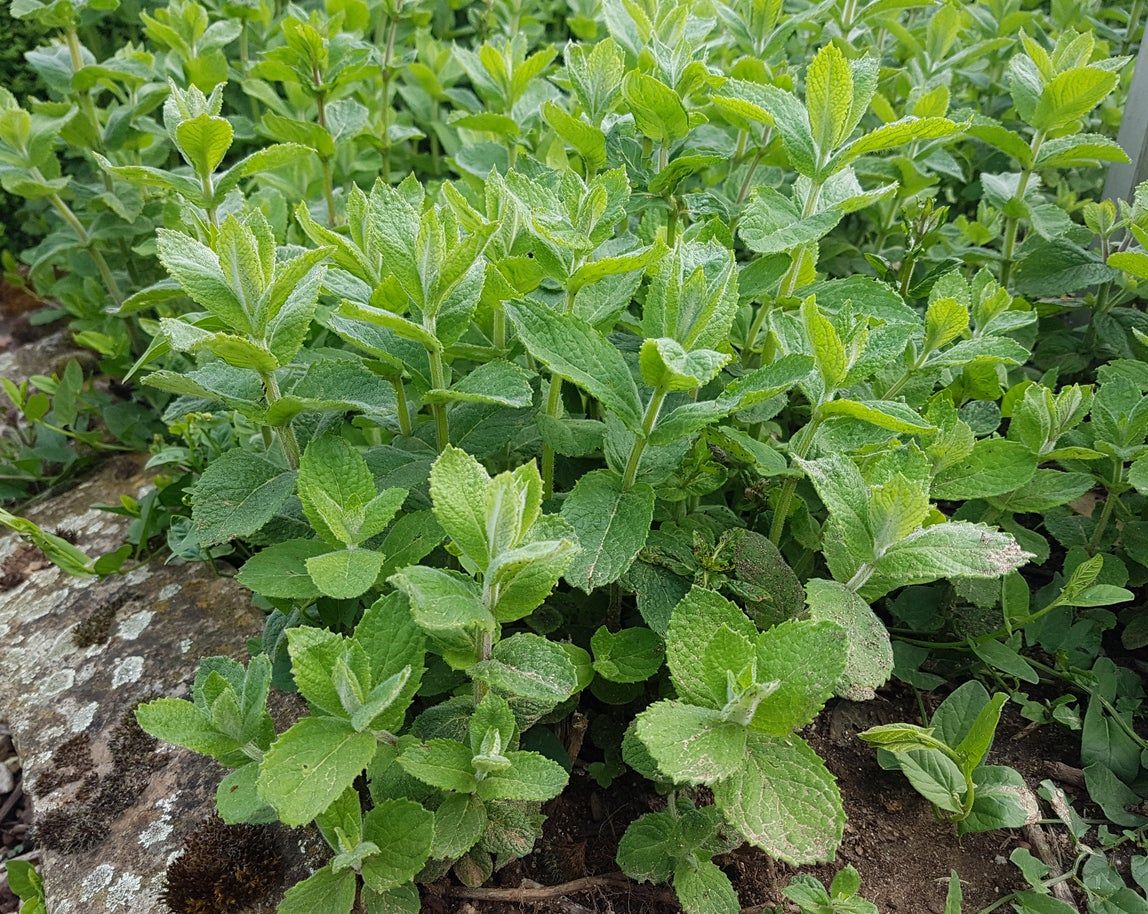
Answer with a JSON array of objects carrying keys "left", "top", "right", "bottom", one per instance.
[
  {"left": 768, "top": 413, "right": 821, "bottom": 544},
  {"left": 260, "top": 372, "right": 301, "bottom": 467},
  {"left": 999, "top": 131, "right": 1046, "bottom": 288},
  {"left": 621, "top": 388, "right": 668, "bottom": 491}
]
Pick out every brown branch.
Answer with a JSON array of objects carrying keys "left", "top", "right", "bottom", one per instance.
[
  {"left": 1046, "top": 761, "right": 1086, "bottom": 790},
  {"left": 1023, "top": 822, "right": 1079, "bottom": 910},
  {"left": 442, "top": 873, "right": 635, "bottom": 902}
]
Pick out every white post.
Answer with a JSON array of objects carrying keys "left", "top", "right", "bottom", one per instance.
[{"left": 1105, "top": 29, "right": 1148, "bottom": 203}]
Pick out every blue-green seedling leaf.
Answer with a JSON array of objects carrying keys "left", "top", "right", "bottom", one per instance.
[{"left": 960, "top": 765, "right": 1038, "bottom": 833}]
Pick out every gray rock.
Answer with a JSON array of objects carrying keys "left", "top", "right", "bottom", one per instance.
[{"left": 0, "top": 455, "right": 315, "bottom": 913}]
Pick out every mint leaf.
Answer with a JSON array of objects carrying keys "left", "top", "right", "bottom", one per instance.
[
  {"left": 190, "top": 450, "right": 295, "bottom": 547},
  {"left": 591, "top": 626, "right": 665, "bottom": 683},
  {"left": 712, "top": 733, "right": 844, "bottom": 865},
  {"left": 666, "top": 588, "right": 757, "bottom": 708},
  {"left": 360, "top": 799, "right": 435, "bottom": 892},
  {"left": 561, "top": 469, "right": 654, "bottom": 592},
  {"left": 258, "top": 717, "right": 377, "bottom": 826},
  {"left": 752, "top": 620, "right": 847, "bottom": 735},
  {"left": 804, "top": 579, "right": 892, "bottom": 701},
  {"left": 306, "top": 547, "right": 385, "bottom": 599},
  {"left": 635, "top": 701, "right": 746, "bottom": 785},
  {"left": 673, "top": 859, "right": 740, "bottom": 914},
  {"left": 277, "top": 866, "right": 356, "bottom": 914}
]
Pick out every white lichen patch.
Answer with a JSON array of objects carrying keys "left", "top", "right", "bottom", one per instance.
[
  {"left": 179, "top": 638, "right": 192, "bottom": 654},
  {"left": 106, "top": 872, "right": 143, "bottom": 909},
  {"left": 158, "top": 584, "right": 180, "bottom": 602},
  {"left": 40, "top": 668, "right": 75, "bottom": 697},
  {"left": 82, "top": 864, "right": 116, "bottom": 894},
  {"left": 116, "top": 611, "right": 153, "bottom": 641},
  {"left": 123, "top": 566, "right": 153, "bottom": 587},
  {"left": 111, "top": 655, "right": 144, "bottom": 688},
  {"left": 71, "top": 700, "right": 99, "bottom": 732},
  {"left": 139, "top": 816, "right": 173, "bottom": 848}
]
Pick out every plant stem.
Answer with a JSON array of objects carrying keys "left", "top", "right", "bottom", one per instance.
[
  {"left": 427, "top": 346, "right": 450, "bottom": 451},
  {"left": 65, "top": 28, "right": 106, "bottom": 155},
  {"left": 45, "top": 191, "right": 124, "bottom": 306},
  {"left": 621, "top": 388, "right": 668, "bottom": 490},
  {"left": 541, "top": 285, "right": 578, "bottom": 499},
  {"left": 1088, "top": 460, "right": 1122, "bottom": 552},
  {"left": 776, "top": 179, "right": 825, "bottom": 301},
  {"left": 392, "top": 377, "right": 413, "bottom": 436},
  {"left": 768, "top": 413, "right": 821, "bottom": 544},
  {"left": 315, "top": 90, "right": 338, "bottom": 226},
  {"left": 260, "top": 372, "right": 301, "bottom": 467},
  {"left": 998, "top": 131, "right": 1045, "bottom": 288},
  {"left": 379, "top": 13, "right": 399, "bottom": 182}
]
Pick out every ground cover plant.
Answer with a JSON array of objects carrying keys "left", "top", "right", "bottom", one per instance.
[{"left": 1, "top": 0, "right": 1148, "bottom": 911}]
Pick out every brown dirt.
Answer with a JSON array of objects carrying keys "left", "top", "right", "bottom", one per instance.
[{"left": 0, "top": 278, "right": 51, "bottom": 354}]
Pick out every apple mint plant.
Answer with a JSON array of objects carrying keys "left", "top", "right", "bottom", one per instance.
[{"left": 5, "top": 0, "right": 1148, "bottom": 910}]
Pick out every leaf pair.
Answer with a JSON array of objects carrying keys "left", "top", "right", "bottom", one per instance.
[{"left": 634, "top": 587, "right": 847, "bottom": 864}]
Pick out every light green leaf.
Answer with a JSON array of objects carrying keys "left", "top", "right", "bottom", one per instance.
[
  {"left": 712, "top": 733, "right": 844, "bottom": 865},
  {"left": 426, "top": 360, "right": 534, "bottom": 408},
  {"left": 806, "top": 43, "right": 854, "bottom": 156},
  {"left": 306, "top": 548, "right": 385, "bottom": 600},
  {"left": 237, "top": 539, "right": 326, "bottom": 600},
  {"left": 931, "top": 439, "right": 1037, "bottom": 499},
  {"left": 804, "top": 578, "right": 892, "bottom": 701},
  {"left": 507, "top": 298, "right": 643, "bottom": 431},
  {"left": 622, "top": 70, "right": 689, "bottom": 143},
  {"left": 190, "top": 451, "right": 296, "bottom": 547},
  {"left": 432, "top": 793, "right": 487, "bottom": 859},
  {"left": 476, "top": 750, "right": 570, "bottom": 801},
  {"left": 360, "top": 799, "right": 435, "bottom": 892},
  {"left": 673, "top": 860, "right": 740, "bottom": 914},
  {"left": 277, "top": 866, "right": 356, "bottom": 914},
  {"left": 635, "top": 701, "right": 747, "bottom": 785},
  {"left": 752, "top": 620, "right": 847, "bottom": 734},
  {"left": 639, "top": 338, "right": 730, "bottom": 392},
  {"left": 1031, "top": 67, "right": 1119, "bottom": 131},
  {"left": 258, "top": 717, "right": 377, "bottom": 826},
  {"left": 667, "top": 587, "right": 757, "bottom": 708},
  {"left": 561, "top": 469, "right": 654, "bottom": 592},
  {"left": 429, "top": 446, "right": 492, "bottom": 570},
  {"left": 398, "top": 739, "right": 477, "bottom": 793},
  {"left": 617, "top": 810, "right": 680, "bottom": 883},
  {"left": 591, "top": 626, "right": 665, "bottom": 683},
  {"left": 819, "top": 399, "right": 935, "bottom": 434}
]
